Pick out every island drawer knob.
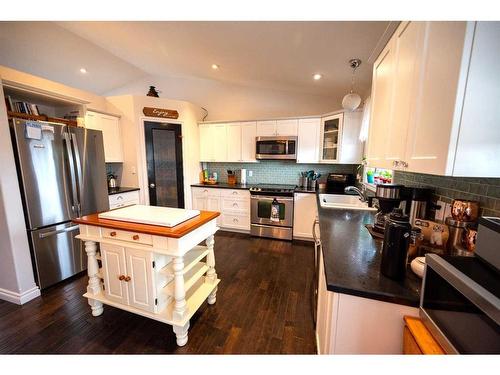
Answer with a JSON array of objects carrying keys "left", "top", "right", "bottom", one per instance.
[
  {"left": 110, "top": 231, "right": 117, "bottom": 237},
  {"left": 124, "top": 276, "right": 131, "bottom": 282},
  {"left": 118, "top": 275, "right": 125, "bottom": 281},
  {"left": 133, "top": 235, "right": 140, "bottom": 240}
]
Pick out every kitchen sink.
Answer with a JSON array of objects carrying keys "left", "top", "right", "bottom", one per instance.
[{"left": 318, "top": 193, "right": 377, "bottom": 211}]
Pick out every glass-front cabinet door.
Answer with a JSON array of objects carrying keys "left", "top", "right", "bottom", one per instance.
[{"left": 320, "top": 113, "right": 344, "bottom": 162}]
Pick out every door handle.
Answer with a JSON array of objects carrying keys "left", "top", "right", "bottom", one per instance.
[
  {"left": 70, "top": 133, "right": 83, "bottom": 215},
  {"left": 63, "top": 133, "right": 79, "bottom": 216},
  {"left": 150, "top": 183, "right": 156, "bottom": 188},
  {"left": 39, "top": 225, "right": 80, "bottom": 239}
]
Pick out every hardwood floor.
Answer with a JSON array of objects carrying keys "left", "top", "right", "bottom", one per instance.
[{"left": 0, "top": 231, "right": 317, "bottom": 354}]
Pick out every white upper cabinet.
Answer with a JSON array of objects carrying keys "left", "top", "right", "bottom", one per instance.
[
  {"left": 320, "top": 113, "right": 343, "bottom": 162},
  {"left": 367, "top": 21, "right": 500, "bottom": 177},
  {"left": 404, "top": 22, "right": 467, "bottom": 175},
  {"left": 199, "top": 123, "right": 227, "bottom": 162},
  {"left": 240, "top": 121, "right": 257, "bottom": 162},
  {"left": 85, "top": 110, "right": 123, "bottom": 163},
  {"left": 226, "top": 123, "right": 242, "bottom": 162},
  {"left": 275, "top": 119, "right": 298, "bottom": 136},
  {"left": 297, "top": 118, "right": 321, "bottom": 163},
  {"left": 386, "top": 21, "right": 424, "bottom": 168},
  {"left": 366, "top": 40, "right": 396, "bottom": 169},
  {"left": 256, "top": 120, "right": 277, "bottom": 136},
  {"left": 339, "top": 111, "right": 363, "bottom": 164},
  {"left": 256, "top": 119, "right": 298, "bottom": 136},
  {"left": 452, "top": 22, "right": 500, "bottom": 177}
]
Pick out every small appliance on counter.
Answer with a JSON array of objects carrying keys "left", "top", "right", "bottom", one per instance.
[
  {"left": 380, "top": 208, "right": 412, "bottom": 280},
  {"left": 420, "top": 216, "right": 500, "bottom": 354},
  {"left": 372, "top": 184, "right": 404, "bottom": 234},
  {"left": 107, "top": 173, "right": 118, "bottom": 189},
  {"left": 445, "top": 198, "right": 480, "bottom": 256},
  {"left": 325, "top": 173, "right": 355, "bottom": 194},
  {"left": 402, "top": 187, "right": 433, "bottom": 226}
]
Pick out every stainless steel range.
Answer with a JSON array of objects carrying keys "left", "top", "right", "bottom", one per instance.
[{"left": 249, "top": 184, "right": 295, "bottom": 240}]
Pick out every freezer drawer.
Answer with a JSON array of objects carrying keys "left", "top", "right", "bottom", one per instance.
[{"left": 30, "top": 222, "right": 86, "bottom": 289}]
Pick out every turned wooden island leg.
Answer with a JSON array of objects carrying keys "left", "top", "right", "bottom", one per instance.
[
  {"left": 84, "top": 240, "right": 103, "bottom": 317},
  {"left": 206, "top": 235, "right": 218, "bottom": 305},
  {"left": 172, "top": 256, "right": 189, "bottom": 346}
]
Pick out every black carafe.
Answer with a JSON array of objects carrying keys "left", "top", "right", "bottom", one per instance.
[{"left": 380, "top": 208, "right": 412, "bottom": 280}]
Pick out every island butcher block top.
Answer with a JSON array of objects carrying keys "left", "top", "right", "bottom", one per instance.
[{"left": 73, "top": 207, "right": 220, "bottom": 238}]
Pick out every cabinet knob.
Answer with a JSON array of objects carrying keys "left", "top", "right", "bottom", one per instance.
[
  {"left": 233, "top": 218, "right": 239, "bottom": 223},
  {"left": 400, "top": 160, "right": 409, "bottom": 168},
  {"left": 118, "top": 275, "right": 125, "bottom": 280},
  {"left": 233, "top": 202, "right": 238, "bottom": 207},
  {"left": 132, "top": 234, "right": 140, "bottom": 241},
  {"left": 392, "top": 160, "right": 400, "bottom": 167},
  {"left": 110, "top": 231, "right": 117, "bottom": 237},
  {"left": 124, "top": 276, "right": 131, "bottom": 282},
  {"left": 149, "top": 183, "right": 156, "bottom": 188}
]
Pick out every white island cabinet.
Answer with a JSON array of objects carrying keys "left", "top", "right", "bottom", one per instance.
[{"left": 73, "top": 205, "right": 220, "bottom": 347}]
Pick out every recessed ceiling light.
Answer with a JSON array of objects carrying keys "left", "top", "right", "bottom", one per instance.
[
  {"left": 79, "top": 68, "right": 87, "bottom": 74},
  {"left": 313, "top": 73, "right": 322, "bottom": 80},
  {"left": 211, "top": 64, "right": 220, "bottom": 70}
]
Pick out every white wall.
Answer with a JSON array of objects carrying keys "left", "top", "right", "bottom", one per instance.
[
  {"left": 105, "top": 74, "right": 341, "bottom": 122},
  {"left": 0, "top": 81, "right": 40, "bottom": 304},
  {"left": 106, "top": 95, "right": 204, "bottom": 209}
]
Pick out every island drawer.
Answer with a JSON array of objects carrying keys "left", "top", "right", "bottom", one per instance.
[{"left": 102, "top": 228, "right": 153, "bottom": 245}]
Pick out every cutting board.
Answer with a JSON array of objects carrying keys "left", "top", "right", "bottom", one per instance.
[{"left": 97, "top": 205, "right": 200, "bottom": 227}]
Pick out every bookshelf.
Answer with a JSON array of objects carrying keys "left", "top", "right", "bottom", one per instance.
[{"left": 3, "top": 84, "right": 86, "bottom": 127}]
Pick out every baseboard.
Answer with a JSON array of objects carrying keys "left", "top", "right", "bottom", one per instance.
[{"left": 0, "top": 286, "right": 40, "bottom": 305}]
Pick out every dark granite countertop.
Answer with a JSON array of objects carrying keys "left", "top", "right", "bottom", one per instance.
[
  {"left": 108, "top": 186, "right": 140, "bottom": 195},
  {"left": 191, "top": 183, "right": 250, "bottom": 190},
  {"left": 317, "top": 194, "right": 421, "bottom": 307},
  {"left": 294, "top": 187, "right": 318, "bottom": 194}
]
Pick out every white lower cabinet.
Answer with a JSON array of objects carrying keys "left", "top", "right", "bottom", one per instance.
[
  {"left": 293, "top": 193, "right": 318, "bottom": 240},
  {"left": 100, "top": 243, "right": 171, "bottom": 314},
  {"left": 191, "top": 187, "right": 250, "bottom": 231},
  {"left": 109, "top": 190, "right": 140, "bottom": 210},
  {"left": 316, "top": 251, "right": 419, "bottom": 354},
  {"left": 101, "top": 243, "right": 155, "bottom": 312}
]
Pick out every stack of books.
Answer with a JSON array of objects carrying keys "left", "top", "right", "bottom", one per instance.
[{"left": 4, "top": 95, "right": 41, "bottom": 116}]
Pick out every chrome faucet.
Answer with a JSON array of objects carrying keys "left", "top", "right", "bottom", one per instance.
[{"left": 344, "top": 186, "right": 368, "bottom": 202}]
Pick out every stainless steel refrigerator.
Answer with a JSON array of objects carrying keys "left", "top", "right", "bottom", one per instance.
[{"left": 10, "top": 118, "right": 109, "bottom": 289}]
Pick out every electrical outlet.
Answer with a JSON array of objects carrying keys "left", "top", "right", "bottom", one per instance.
[{"left": 248, "top": 170, "right": 253, "bottom": 177}]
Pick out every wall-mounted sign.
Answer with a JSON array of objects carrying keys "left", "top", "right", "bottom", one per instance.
[{"left": 143, "top": 107, "right": 179, "bottom": 119}]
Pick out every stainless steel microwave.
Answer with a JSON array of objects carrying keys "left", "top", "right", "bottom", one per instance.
[
  {"left": 255, "top": 136, "right": 297, "bottom": 160},
  {"left": 419, "top": 217, "right": 500, "bottom": 354}
]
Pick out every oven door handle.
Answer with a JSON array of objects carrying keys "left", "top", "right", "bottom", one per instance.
[{"left": 250, "top": 195, "right": 294, "bottom": 202}]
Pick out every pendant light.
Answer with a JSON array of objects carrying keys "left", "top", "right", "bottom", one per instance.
[{"left": 342, "top": 58, "right": 362, "bottom": 111}]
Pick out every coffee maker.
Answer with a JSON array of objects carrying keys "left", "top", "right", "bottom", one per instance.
[
  {"left": 402, "top": 187, "right": 433, "bottom": 226},
  {"left": 373, "top": 184, "right": 404, "bottom": 234}
]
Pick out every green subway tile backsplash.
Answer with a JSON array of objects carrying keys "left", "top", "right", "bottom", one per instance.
[
  {"left": 393, "top": 171, "right": 500, "bottom": 217},
  {"left": 205, "top": 161, "right": 358, "bottom": 186}
]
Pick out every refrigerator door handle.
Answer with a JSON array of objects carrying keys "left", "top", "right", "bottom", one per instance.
[
  {"left": 63, "top": 132, "right": 80, "bottom": 215},
  {"left": 70, "top": 132, "right": 83, "bottom": 215},
  {"left": 39, "top": 225, "right": 80, "bottom": 239}
]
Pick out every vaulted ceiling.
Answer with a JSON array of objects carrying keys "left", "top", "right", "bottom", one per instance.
[{"left": 0, "top": 21, "right": 392, "bottom": 98}]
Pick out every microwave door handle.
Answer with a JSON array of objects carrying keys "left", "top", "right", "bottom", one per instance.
[
  {"left": 285, "top": 141, "right": 289, "bottom": 155},
  {"left": 70, "top": 133, "right": 83, "bottom": 215},
  {"left": 63, "top": 133, "right": 79, "bottom": 216}
]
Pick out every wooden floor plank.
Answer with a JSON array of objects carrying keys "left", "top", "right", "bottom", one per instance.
[{"left": 0, "top": 231, "right": 316, "bottom": 354}]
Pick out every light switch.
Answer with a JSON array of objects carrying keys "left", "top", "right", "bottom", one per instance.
[{"left": 248, "top": 170, "right": 253, "bottom": 177}]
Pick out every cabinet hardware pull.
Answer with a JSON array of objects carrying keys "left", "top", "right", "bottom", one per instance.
[
  {"left": 110, "top": 231, "right": 117, "bottom": 237},
  {"left": 233, "top": 203, "right": 238, "bottom": 207},
  {"left": 132, "top": 235, "right": 140, "bottom": 240},
  {"left": 124, "top": 276, "right": 131, "bottom": 282},
  {"left": 400, "top": 160, "right": 409, "bottom": 168},
  {"left": 232, "top": 191, "right": 237, "bottom": 195},
  {"left": 233, "top": 218, "right": 238, "bottom": 223},
  {"left": 119, "top": 275, "right": 125, "bottom": 280},
  {"left": 393, "top": 160, "right": 400, "bottom": 167}
]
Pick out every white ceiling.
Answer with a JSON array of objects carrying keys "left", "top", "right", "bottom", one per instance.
[{"left": 0, "top": 21, "right": 391, "bottom": 97}]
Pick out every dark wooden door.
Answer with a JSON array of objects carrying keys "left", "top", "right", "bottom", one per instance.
[{"left": 144, "top": 121, "right": 184, "bottom": 208}]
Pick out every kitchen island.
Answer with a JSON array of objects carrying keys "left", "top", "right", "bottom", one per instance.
[
  {"left": 73, "top": 206, "right": 220, "bottom": 346},
  {"left": 316, "top": 195, "right": 420, "bottom": 354}
]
